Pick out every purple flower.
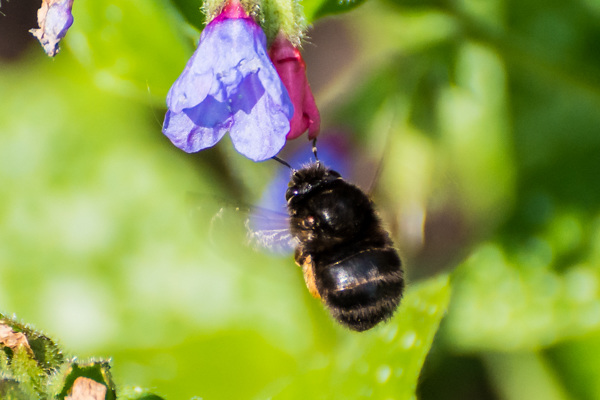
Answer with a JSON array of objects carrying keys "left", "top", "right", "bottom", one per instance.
[
  {"left": 162, "top": 0, "right": 294, "bottom": 162},
  {"left": 30, "top": 0, "right": 74, "bottom": 57}
]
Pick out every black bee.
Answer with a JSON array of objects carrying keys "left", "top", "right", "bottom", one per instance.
[{"left": 276, "top": 147, "right": 404, "bottom": 332}]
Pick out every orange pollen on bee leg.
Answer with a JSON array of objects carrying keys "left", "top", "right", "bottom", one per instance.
[{"left": 301, "top": 255, "right": 321, "bottom": 299}]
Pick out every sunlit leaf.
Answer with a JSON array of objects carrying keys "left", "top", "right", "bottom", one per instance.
[{"left": 272, "top": 275, "right": 451, "bottom": 399}]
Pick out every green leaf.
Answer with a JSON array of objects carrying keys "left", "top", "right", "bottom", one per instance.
[
  {"left": 548, "top": 331, "right": 600, "bottom": 400},
  {"left": 445, "top": 220, "right": 600, "bottom": 351},
  {"left": 0, "top": 379, "right": 37, "bottom": 400},
  {"left": 9, "top": 347, "right": 46, "bottom": 398},
  {"left": 1, "top": 314, "right": 64, "bottom": 373},
  {"left": 303, "top": 0, "right": 368, "bottom": 23},
  {"left": 119, "top": 386, "right": 167, "bottom": 400},
  {"left": 272, "top": 275, "right": 451, "bottom": 399},
  {"left": 483, "top": 351, "right": 572, "bottom": 400},
  {"left": 168, "top": 0, "right": 206, "bottom": 32}
]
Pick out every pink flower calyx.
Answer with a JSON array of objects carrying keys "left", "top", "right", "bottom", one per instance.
[
  {"left": 212, "top": 0, "right": 250, "bottom": 22},
  {"left": 269, "top": 33, "right": 321, "bottom": 140}
]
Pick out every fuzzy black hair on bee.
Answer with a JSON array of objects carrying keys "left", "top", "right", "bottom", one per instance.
[{"left": 283, "top": 160, "right": 404, "bottom": 332}]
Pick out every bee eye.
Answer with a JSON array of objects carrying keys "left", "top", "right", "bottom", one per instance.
[{"left": 285, "top": 187, "right": 299, "bottom": 201}]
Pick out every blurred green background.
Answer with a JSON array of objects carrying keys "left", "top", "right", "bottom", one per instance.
[{"left": 1, "top": 0, "right": 600, "bottom": 399}]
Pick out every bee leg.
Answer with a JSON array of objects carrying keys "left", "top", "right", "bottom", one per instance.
[
  {"left": 295, "top": 247, "right": 321, "bottom": 300},
  {"left": 294, "top": 246, "right": 307, "bottom": 266},
  {"left": 302, "top": 257, "right": 321, "bottom": 300}
]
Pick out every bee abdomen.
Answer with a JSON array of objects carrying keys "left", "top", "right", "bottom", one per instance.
[{"left": 317, "top": 248, "right": 404, "bottom": 332}]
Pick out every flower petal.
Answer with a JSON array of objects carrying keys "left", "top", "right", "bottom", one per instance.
[
  {"left": 163, "top": 109, "right": 229, "bottom": 152},
  {"left": 165, "top": 61, "right": 213, "bottom": 114},
  {"left": 230, "top": 93, "right": 289, "bottom": 161},
  {"left": 184, "top": 94, "right": 231, "bottom": 128},
  {"left": 228, "top": 72, "right": 266, "bottom": 113}
]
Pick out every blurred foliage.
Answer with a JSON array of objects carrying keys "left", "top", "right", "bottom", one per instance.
[
  {"left": 1, "top": 0, "right": 600, "bottom": 398},
  {"left": 304, "top": 0, "right": 368, "bottom": 22}
]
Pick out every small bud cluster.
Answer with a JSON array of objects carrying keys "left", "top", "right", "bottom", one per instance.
[{"left": 0, "top": 313, "right": 162, "bottom": 400}]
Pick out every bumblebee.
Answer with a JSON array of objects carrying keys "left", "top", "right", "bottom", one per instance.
[{"left": 283, "top": 157, "right": 404, "bottom": 332}]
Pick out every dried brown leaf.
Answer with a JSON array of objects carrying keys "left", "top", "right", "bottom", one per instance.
[
  {"left": 0, "top": 322, "right": 32, "bottom": 354},
  {"left": 65, "top": 376, "right": 108, "bottom": 400}
]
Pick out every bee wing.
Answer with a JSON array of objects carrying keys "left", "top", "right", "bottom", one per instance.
[
  {"left": 187, "top": 193, "right": 296, "bottom": 256},
  {"left": 245, "top": 205, "right": 298, "bottom": 256}
]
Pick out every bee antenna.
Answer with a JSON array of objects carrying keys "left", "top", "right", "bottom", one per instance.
[
  {"left": 272, "top": 156, "right": 294, "bottom": 171},
  {"left": 312, "top": 138, "right": 320, "bottom": 165}
]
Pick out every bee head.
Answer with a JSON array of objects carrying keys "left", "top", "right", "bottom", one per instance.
[
  {"left": 287, "top": 168, "right": 372, "bottom": 248},
  {"left": 285, "top": 163, "right": 341, "bottom": 202}
]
